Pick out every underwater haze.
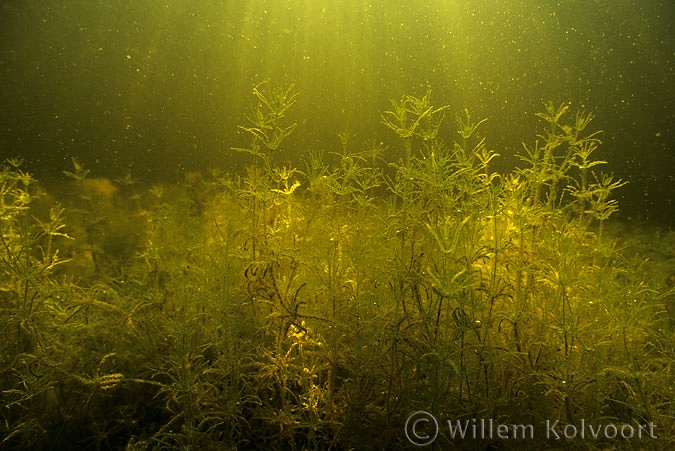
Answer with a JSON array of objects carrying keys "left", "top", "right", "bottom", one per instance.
[
  {"left": 1, "top": 0, "right": 673, "bottom": 224},
  {"left": 1, "top": 1, "right": 675, "bottom": 451}
]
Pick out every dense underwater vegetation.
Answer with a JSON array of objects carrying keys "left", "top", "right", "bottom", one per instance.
[{"left": 1, "top": 83, "right": 674, "bottom": 449}]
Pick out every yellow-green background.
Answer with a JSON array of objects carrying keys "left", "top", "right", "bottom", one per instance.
[{"left": 0, "top": 0, "right": 673, "bottom": 223}]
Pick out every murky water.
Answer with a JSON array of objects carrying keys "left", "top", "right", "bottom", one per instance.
[{"left": 1, "top": 1, "right": 674, "bottom": 449}]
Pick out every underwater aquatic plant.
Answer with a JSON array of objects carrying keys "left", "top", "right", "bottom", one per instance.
[
  {"left": 0, "top": 161, "right": 75, "bottom": 448},
  {"left": 2, "top": 86, "right": 674, "bottom": 450},
  {"left": 234, "top": 79, "right": 299, "bottom": 156},
  {"left": 381, "top": 85, "right": 450, "bottom": 143},
  {"left": 231, "top": 80, "right": 301, "bottom": 261}
]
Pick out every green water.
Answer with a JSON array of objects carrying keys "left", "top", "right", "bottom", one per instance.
[
  {"left": 0, "top": 1, "right": 674, "bottom": 450},
  {"left": 1, "top": 0, "right": 673, "bottom": 223}
]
